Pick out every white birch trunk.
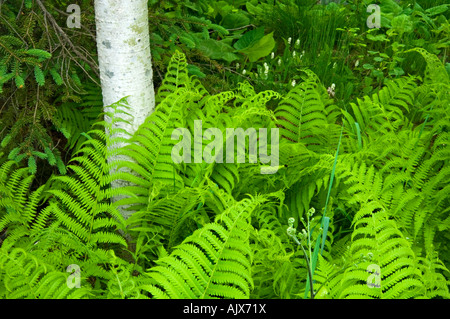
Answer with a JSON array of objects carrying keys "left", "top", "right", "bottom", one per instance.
[{"left": 94, "top": 0, "right": 155, "bottom": 219}]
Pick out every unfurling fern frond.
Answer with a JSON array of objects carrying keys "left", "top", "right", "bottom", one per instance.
[
  {"left": 143, "top": 194, "right": 269, "bottom": 299},
  {"left": 403, "top": 47, "right": 450, "bottom": 86},
  {"left": 249, "top": 198, "right": 307, "bottom": 299}
]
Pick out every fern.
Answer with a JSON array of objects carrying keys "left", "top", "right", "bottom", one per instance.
[
  {"left": 0, "top": 160, "right": 50, "bottom": 249},
  {"left": 337, "top": 206, "right": 425, "bottom": 299},
  {"left": 416, "top": 249, "right": 450, "bottom": 299},
  {"left": 41, "top": 104, "right": 131, "bottom": 247},
  {"left": 0, "top": 47, "right": 448, "bottom": 300},
  {"left": 126, "top": 186, "right": 209, "bottom": 256},
  {"left": 250, "top": 200, "right": 306, "bottom": 299},
  {"left": 0, "top": 247, "right": 92, "bottom": 299},
  {"left": 275, "top": 74, "right": 340, "bottom": 153},
  {"left": 143, "top": 194, "right": 269, "bottom": 299}
]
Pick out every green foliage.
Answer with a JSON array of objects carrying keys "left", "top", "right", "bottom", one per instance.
[
  {"left": 0, "top": 0, "right": 100, "bottom": 184},
  {"left": 145, "top": 193, "right": 265, "bottom": 299},
  {"left": 3, "top": 48, "right": 449, "bottom": 299},
  {"left": 0, "top": 247, "right": 92, "bottom": 298}
]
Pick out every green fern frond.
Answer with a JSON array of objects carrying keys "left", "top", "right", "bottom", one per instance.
[
  {"left": 275, "top": 77, "right": 332, "bottom": 147},
  {"left": 126, "top": 187, "right": 208, "bottom": 252},
  {"left": 113, "top": 90, "right": 189, "bottom": 210},
  {"left": 313, "top": 254, "right": 344, "bottom": 299},
  {"left": 43, "top": 111, "right": 128, "bottom": 247},
  {"left": 155, "top": 50, "right": 192, "bottom": 103},
  {"left": 372, "top": 76, "right": 417, "bottom": 115},
  {"left": 416, "top": 250, "right": 450, "bottom": 299},
  {"left": 0, "top": 247, "right": 92, "bottom": 299},
  {"left": 403, "top": 47, "right": 450, "bottom": 85},
  {"left": 337, "top": 206, "right": 425, "bottom": 299},
  {"left": 0, "top": 161, "right": 47, "bottom": 248},
  {"left": 143, "top": 195, "right": 269, "bottom": 299}
]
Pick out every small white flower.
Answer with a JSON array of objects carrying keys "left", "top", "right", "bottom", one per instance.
[
  {"left": 302, "top": 50, "right": 305, "bottom": 55},
  {"left": 291, "top": 79, "right": 296, "bottom": 87},
  {"left": 327, "top": 83, "right": 336, "bottom": 98},
  {"left": 292, "top": 50, "right": 296, "bottom": 58},
  {"left": 295, "top": 38, "right": 300, "bottom": 47},
  {"left": 242, "top": 69, "right": 246, "bottom": 75},
  {"left": 278, "top": 58, "right": 282, "bottom": 66},
  {"left": 236, "top": 62, "right": 240, "bottom": 69},
  {"left": 288, "top": 37, "right": 292, "bottom": 45},
  {"left": 271, "top": 52, "right": 275, "bottom": 59},
  {"left": 355, "top": 59, "right": 359, "bottom": 67}
]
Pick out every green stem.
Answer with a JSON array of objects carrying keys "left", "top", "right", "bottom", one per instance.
[{"left": 290, "top": 234, "right": 315, "bottom": 299}]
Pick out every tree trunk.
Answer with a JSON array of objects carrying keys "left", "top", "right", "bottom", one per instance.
[{"left": 94, "top": 0, "right": 155, "bottom": 219}]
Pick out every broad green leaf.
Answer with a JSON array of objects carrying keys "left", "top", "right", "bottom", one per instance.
[
  {"left": 245, "top": 2, "right": 263, "bottom": 16},
  {"left": 221, "top": 13, "right": 250, "bottom": 29},
  {"left": 198, "top": 39, "right": 239, "bottom": 63},
  {"left": 239, "top": 32, "right": 275, "bottom": 62},
  {"left": 233, "top": 27, "right": 264, "bottom": 51}
]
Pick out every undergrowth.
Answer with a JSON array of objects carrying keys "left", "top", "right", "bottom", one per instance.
[{"left": 0, "top": 49, "right": 448, "bottom": 299}]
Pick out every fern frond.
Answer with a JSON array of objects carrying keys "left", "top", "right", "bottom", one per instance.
[
  {"left": 143, "top": 195, "right": 269, "bottom": 299},
  {"left": 126, "top": 187, "right": 208, "bottom": 252},
  {"left": 338, "top": 207, "right": 425, "bottom": 299},
  {"left": 275, "top": 76, "right": 337, "bottom": 152},
  {"left": 43, "top": 111, "right": 127, "bottom": 247},
  {"left": 155, "top": 50, "right": 192, "bottom": 103},
  {"left": 0, "top": 247, "right": 92, "bottom": 299}
]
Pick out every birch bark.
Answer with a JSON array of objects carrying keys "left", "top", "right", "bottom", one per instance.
[{"left": 94, "top": 0, "right": 155, "bottom": 219}]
